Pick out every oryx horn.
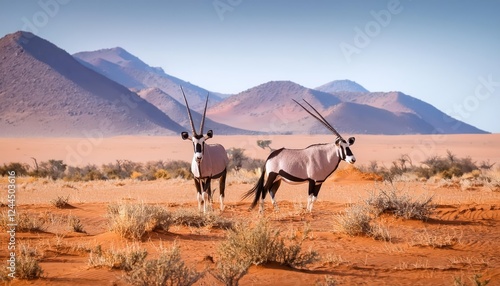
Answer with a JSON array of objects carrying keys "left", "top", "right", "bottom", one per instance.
[
  {"left": 199, "top": 93, "right": 209, "bottom": 135},
  {"left": 293, "top": 99, "right": 343, "bottom": 139},
  {"left": 181, "top": 86, "right": 197, "bottom": 136}
]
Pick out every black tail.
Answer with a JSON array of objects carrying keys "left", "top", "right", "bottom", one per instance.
[{"left": 241, "top": 166, "right": 266, "bottom": 209}]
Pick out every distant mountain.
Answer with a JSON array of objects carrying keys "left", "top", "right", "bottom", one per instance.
[
  {"left": 208, "top": 80, "right": 488, "bottom": 135},
  {"left": 319, "top": 102, "right": 436, "bottom": 135},
  {"left": 0, "top": 31, "right": 488, "bottom": 137},
  {"left": 316, "top": 80, "right": 369, "bottom": 93},
  {"left": 0, "top": 31, "right": 183, "bottom": 137},
  {"left": 137, "top": 87, "right": 256, "bottom": 135},
  {"left": 331, "top": 91, "right": 487, "bottom": 134},
  {"left": 207, "top": 81, "right": 341, "bottom": 134},
  {"left": 73, "top": 47, "right": 224, "bottom": 109}
]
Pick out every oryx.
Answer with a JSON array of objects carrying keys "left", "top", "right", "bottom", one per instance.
[
  {"left": 242, "top": 99, "right": 356, "bottom": 213},
  {"left": 180, "top": 87, "right": 229, "bottom": 213}
]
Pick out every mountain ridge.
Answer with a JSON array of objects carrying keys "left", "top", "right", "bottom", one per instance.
[
  {"left": 0, "top": 31, "right": 490, "bottom": 136},
  {"left": 0, "top": 31, "right": 183, "bottom": 137}
]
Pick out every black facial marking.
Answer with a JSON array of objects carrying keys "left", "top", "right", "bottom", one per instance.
[
  {"left": 195, "top": 143, "right": 202, "bottom": 153},
  {"left": 346, "top": 147, "right": 353, "bottom": 156}
]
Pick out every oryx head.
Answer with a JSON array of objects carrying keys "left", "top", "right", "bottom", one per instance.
[
  {"left": 293, "top": 99, "right": 356, "bottom": 164},
  {"left": 180, "top": 86, "right": 213, "bottom": 164}
]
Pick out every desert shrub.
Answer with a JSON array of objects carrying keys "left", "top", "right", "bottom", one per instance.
[
  {"left": 453, "top": 274, "right": 490, "bottom": 286},
  {"left": 68, "top": 215, "right": 85, "bottom": 233},
  {"left": 107, "top": 203, "right": 172, "bottom": 240},
  {"left": 65, "top": 165, "right": 104, "bottom": 181},
  {"left": 154, "top": 169, "right": 171, "bottom": 180},
  {"left": 333, "top": 204, "right": 392, "bottom": 241},
  {"left": 14, "top": 212, "right": 46, "bottom": 232},
  {"left": 227, "top": 148, "right": 246, "bottom": 171},
  {"left": 215, "top": 219, "right": 318, "bottom": 269},
  {"left": 50, "top": 195, "right": 70, "bottom": 208},
  {"left": 0, "top": 162, "right": 30, "bottom": 176},
  {"left": 334, "top": 205, "right": 372, "bottom": 236},
  {"left": 360, "top": 151, "right": 481, "bottom": 181},
  {"left": 130, "top": 171, "right": 144, "bottom": 180},
  {"left": 163, "top": 160, "right": 193, "bottom": 179},
  {"left": 174, "top": 168, "right": 193, "bottom": 179},
  {"left": 31, "top": 159, "right": 67, "bottom": 180},
  {"left": 141, "top": 160, "right": 167, "bottom": 180},
  {"left": 257, "top": 140, "right": 274, "bottom": 151},
  {"left": 88, "top": 244, "right": 147, "bottom": 271},
  {"left": 242, "top": 158, "right": 266, "bottom": 172},
  {"left": 365, "top": 184, "right": 434, "bottom": 220},
  {"left": 125, "top": 244, "right": 202, "bottom": 286},
  {"left": 15, "top": 245, "right": 44, "bottom": 280},
  {"left": 101, "top": 160, "right": 142, "bottom": 180},
  {"left": 418, "top": 150, "right": 478, "bottom": 179}
]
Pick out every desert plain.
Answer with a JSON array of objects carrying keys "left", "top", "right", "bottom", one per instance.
[{"left": 1, "top": 133, "right": 500, "bottom": 285}]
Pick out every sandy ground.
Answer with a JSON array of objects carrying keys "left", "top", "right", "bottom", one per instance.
[{"left": 1, "top": 134, "right": 500, "bottom": 285}]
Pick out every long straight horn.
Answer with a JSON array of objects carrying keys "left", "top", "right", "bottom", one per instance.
[
  {"left": 199, "top": 92, "right": 209, "bottom": 135},
  {"left": 180, "top": 86, "right": 197, "bottom": 136},
  {"left": 293, "top": 99, "right": 342, "bottom": 138}
]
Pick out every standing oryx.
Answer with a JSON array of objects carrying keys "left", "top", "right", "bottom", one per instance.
[
  {"left": 180, "top": 87, "right": 229, "bottom": 213},
  {"left": 242, "top": 99, "right": 356, "bottom": 213}
]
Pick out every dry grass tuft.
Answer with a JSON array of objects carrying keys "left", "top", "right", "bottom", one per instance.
[
  {"left": 210, "top": 219, "right": 318, "bottom": 285},
  {"left": 364, "top": 183, "right": 434, "bottom": 220},
  {"left": 15, "top": 245, "right": 44, "bottom": 280},
  {"left": 106, "top": 202, "right": 172, "bottom": 240},
  {"left": 50, "top": 195, "right": 70, "bottom": 208},
  {"left": 125, "top": 244, "right": 203, "bottom": 286},
  {"left": 409, "top": 229, "right": 461, "bottom": 249},
  {"left": 334, "top": 205, "right": 372, "bottom": 236},
  {"left": 172, "top": 208, "right": 233, "bottom": 229},
  {"left": 88, "top": 244, "right": 147, "bottom": 271}
]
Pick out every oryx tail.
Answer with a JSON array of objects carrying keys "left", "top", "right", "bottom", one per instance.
[{"left": 242, "top": 165, "right": 266, "bottom": 209}]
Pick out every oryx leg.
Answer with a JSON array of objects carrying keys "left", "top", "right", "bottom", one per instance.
[
  {"left": 306, "top": 181, "right": 322, "bottom": 213},
  {"left": 269, "top": 180, "right": 281, "bottom": 211},
  {"left": 219, "top": 169, "right": 227, "bottom": 211},
  {"left": 194, "top": 178, "right": 203, "bottom": 212},
  {"left": 260, "top": 172, "right": 278, "bottom": 213},
  {"left": 203, "top": 178, "right": 212, "bottom": 212}
]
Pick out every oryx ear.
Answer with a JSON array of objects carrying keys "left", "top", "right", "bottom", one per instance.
[
  {"left": 348, "top": 137, "right": 355, "bottom": 145},
  {"left": 335, "top": 137, "right": 342, "bottom": 146},
  {"left": 206, "top": 130, "right": 213, "bottom": 139},
  {"left": 181, "top": 132, "right": 190, "bottom": 140}
]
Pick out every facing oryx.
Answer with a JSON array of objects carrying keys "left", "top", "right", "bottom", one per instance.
[
  {"left": 180, "top": 87, "right": 229, "bottom": 213},
  {"left": 242, "top": 99, "right": 356, "bottom": 213}
]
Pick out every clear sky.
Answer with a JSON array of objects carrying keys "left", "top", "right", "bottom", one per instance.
[{"left": 1, "top": 0, "right": 499, "bottom": 133}]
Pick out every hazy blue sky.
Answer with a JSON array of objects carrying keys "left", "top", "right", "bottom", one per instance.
[{"left": 1, "top": 0, "right": 499, "bottom": 133}]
